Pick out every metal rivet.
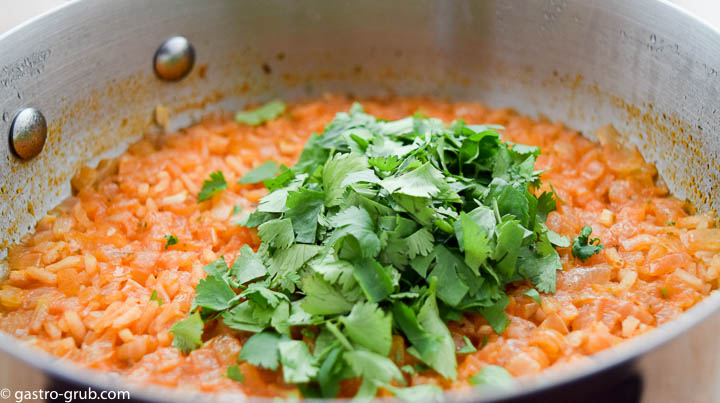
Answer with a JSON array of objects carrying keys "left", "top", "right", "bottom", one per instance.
[
  {"left": 153, "top": 36, "right": 195, "bottom": 81},
  {"left": 9, "top": 107, "right": 47, "bottom": 160}
]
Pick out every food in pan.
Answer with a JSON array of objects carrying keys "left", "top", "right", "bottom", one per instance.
[{"left": 1, "top": 96, "right": 718, "bottom": 398}]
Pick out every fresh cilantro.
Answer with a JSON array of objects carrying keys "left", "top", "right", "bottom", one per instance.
[
  {"left": 169, "top": 312, "right": 203, "bottom": 354},
  {"left": 661, "top": 287, "right": 669, "bottom": 299},
  {"left": 352, "top": 258, "right": 394, "bottom": 303},
  {"left": 323, "top": 153, "right": 369, "bottom": 207},
  {"left": 257, "top": 218, "right": 295, "bottom": 249},
  {"left": 469, "top": 365, "right": 514, "bottom": 388},
  {"left": 344, "top": 349, "right": 404, "bottom": 398},
  {"left": 571, "top": 225, "right": 605, "bottom": 262},
  {"left": 194, "top": 274, "right": 237, "bottom": 311},
  {"left": 400, "top": 365, "right": 416, "bottom": 375},
  {"left": 300, "top": 328, "right": 316, "bottom": 340},
  {"left": 517, "top": 244, "right": 562, "bottom": 294},
  {"left": 197, "top": 170, "right": 227, "bottom": 202},
  {"left": 221, "top": 301, "right": 266, "bottom": 333},
  {"left": 329, "top": 206, "right": 382, "bottom": 259},
  {"left": 404, "top": 228, "right": 434, "bottom": 260},
  {"left": 387, "top": 384, "right": 444, "bottom": 402},
  {"left": 547, "top": 230, "right": 570, "bottom": 248},
  {"left": 524, "top": 288, "right": 542, "bottom": 305},
  {"left": 339, "top": 301, "right": 392, "bottom": 355},
  {"left": 284, "top": 188, "right": 324, "bottom": 243},
  {"left": 300, "top": 274, "right": 353, "bottom": 315},
  {"left": 412, "top": 289, "right": 457, "bottom": 379},
  {"left": 169, "top": 104, "right": 598, "bottom": 398},
  {"left": 149, "top": 290, "right": 163, "bottom": 306},
  {"left": 666, "top": 221, "right": 676, "bottom": 226},
  {"left": 457, "top": 335, "right": 477, "bottom": 354},
  {"left": 164, "top": 234, "right": 178, "bottom": 249},
  {"left": 202, "top": 257, "right": 229, "bottom": 277},
  {"left": 229, "top": 245, "right": 268, "bottom": 285},
  {"left": 316, "top": 346, "right": 346, "bottom": 397},
  {"left": 226, "top": 365, "right": 244, "bottom": 382},
  {"left": 278, "top": 340, "right": 318, "bottom": 383},
  {"left": 480, "top": 296, "right": 511, "bottom": 334},
  {"left": 238, "top": 160, "right": 281, "bottom": 184},
  {"left": 238, "top": 331, "right": 283, "bottom": 370},
  {"left": 235, "top": 100, "right": 286, "bottom": 125}
]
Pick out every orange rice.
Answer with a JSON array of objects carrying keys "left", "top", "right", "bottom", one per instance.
[{"left": 1, "top": 95, "right": 719, "bottom": 397}]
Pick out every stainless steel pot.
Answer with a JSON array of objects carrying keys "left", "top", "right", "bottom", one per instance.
[{"left": 1, "top": 1, "right": 719, "bottom": 402}]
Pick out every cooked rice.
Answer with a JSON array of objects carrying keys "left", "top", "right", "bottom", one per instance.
[{"left": 1, "top": 95, "right": 718, "bottom": 396}]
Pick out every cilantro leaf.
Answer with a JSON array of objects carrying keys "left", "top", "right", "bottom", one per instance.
[
  {"left": 353, "top": 258, "right": 394, "bottom": 303},
  {"left": 572, "top": 225, "right": 605, "bottom": 261},
  {"left": 300, "top": 274, "right": 353, "bottom": 315},
  {"left": 387, "top": 384, "right": 444, "bottom": 402},
  {"left": 404, "top": 228, "right": 434, "bottom": 260},
  {"left": 457, "top": 335, "right": 477, "bottom": 354},
  {"left": 316, "top": 346, "right": 346, "bottom": 398},
  {"left": 268, "top": 244, "right": 321, "bottom": 277},
  {"left": 309, "top": 253, "right": 357, "bottom": 293},
  {"left": 235, "top": 100, "right": 286, "bottom": 125},
  {"left": 479, "top": 296, "right": 510, "bottom": 334},
  {"left": 547, "top": 229, "right": 570, "bottom": 248},
  {"left": 226, "top": 365, "right": 244, "bottom": 382},
  {"left": 150, "top": 289, "right": 163, "bottom": 306},
  {"left": 264, "top": 165, "right": 295, "bottom": 192},
  {"left": 340, "top": 301, "right": 392, "bottom": 356},
  {"left": 470, "top": 365, "right": 514, "bottom": 388},
  {"left": 369, "top": 155, "right": 401, "bottom": 171},
  {"left": 202, "top": 258, "right": 228, "bottom": 278},
  {"left": 322, "top": 153, "right": 368, "bottom": 207},
  {"left": 492, "top": 219, "right": 526, "bottom": 279},
  {"left": 284, "top": 188, "right": 324, "bottom": 243},
  {"left": 517, "top": 246, "right": 562, "bottom": 293},
  {"left": 380, "top": 162, "right": 445, "bottom": 198},
  {"left": 278, "top": 340, "right": 318, "bottom": 383},
  {"left": 293, "top": 133, "right": 330, "bottom": 176},
  {"left": 431, "top": 246, "right": 471, "bottom": 307},
  {"left": 524, "top": 288, "right": 542, "bottom": 305},
  {"left": 238, "top": 160, "right": 280, "bottom": 184},
  {"left": 344, "top": 349, "right": 404, "bottom": 398},
  {"left": 164, "top": 234, "right": 178, "bottom": 248},
  {"left": 329, "top": 206, "right": 382, "bottom": 259},
  {"left": 400, "top": 364, "right": 416, "bottom": 375},
  {"left": 198, "top": 170, "right": 228, "bottom": 202},
  {"left": 221, "top": 301, "right": 267, "bottom": 332},
  {"left": 258, "top": 218, "right": 295, "bottom": 249},
  {"left": 412, "top": 290, "right": 457, "bottom": 380},
  {"left": 238, "top": 331, "right": 282, "bottom": 370},
  {"left": 229, "top": 245, "right": 268, "bottom": 285},
  {"left": 459, "top": 211, "right": 493, "bottom": 274},
  {"left": 194, "top": 274, "right": 237, "bottom": 311},
  {"left": 241, "top": 283, "right": 288, "bottom": 310},
  {"left": 170, "top": 312, "right": 203, "bottom": 354}
]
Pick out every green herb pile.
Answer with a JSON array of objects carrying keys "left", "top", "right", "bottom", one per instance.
[{"left": 170, "top": 103, "right": 578, "bottom": 398}]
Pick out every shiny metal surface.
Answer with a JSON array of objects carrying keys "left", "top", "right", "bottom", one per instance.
[
  {"left": 8, "top": 107, "right": 47, "bottom": 160},
  {"left": 153, "top": 35, "right": 195, "bottom": 81},
  {"left": 0, "top": 0, "right": 719, "bottom": 402}
]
